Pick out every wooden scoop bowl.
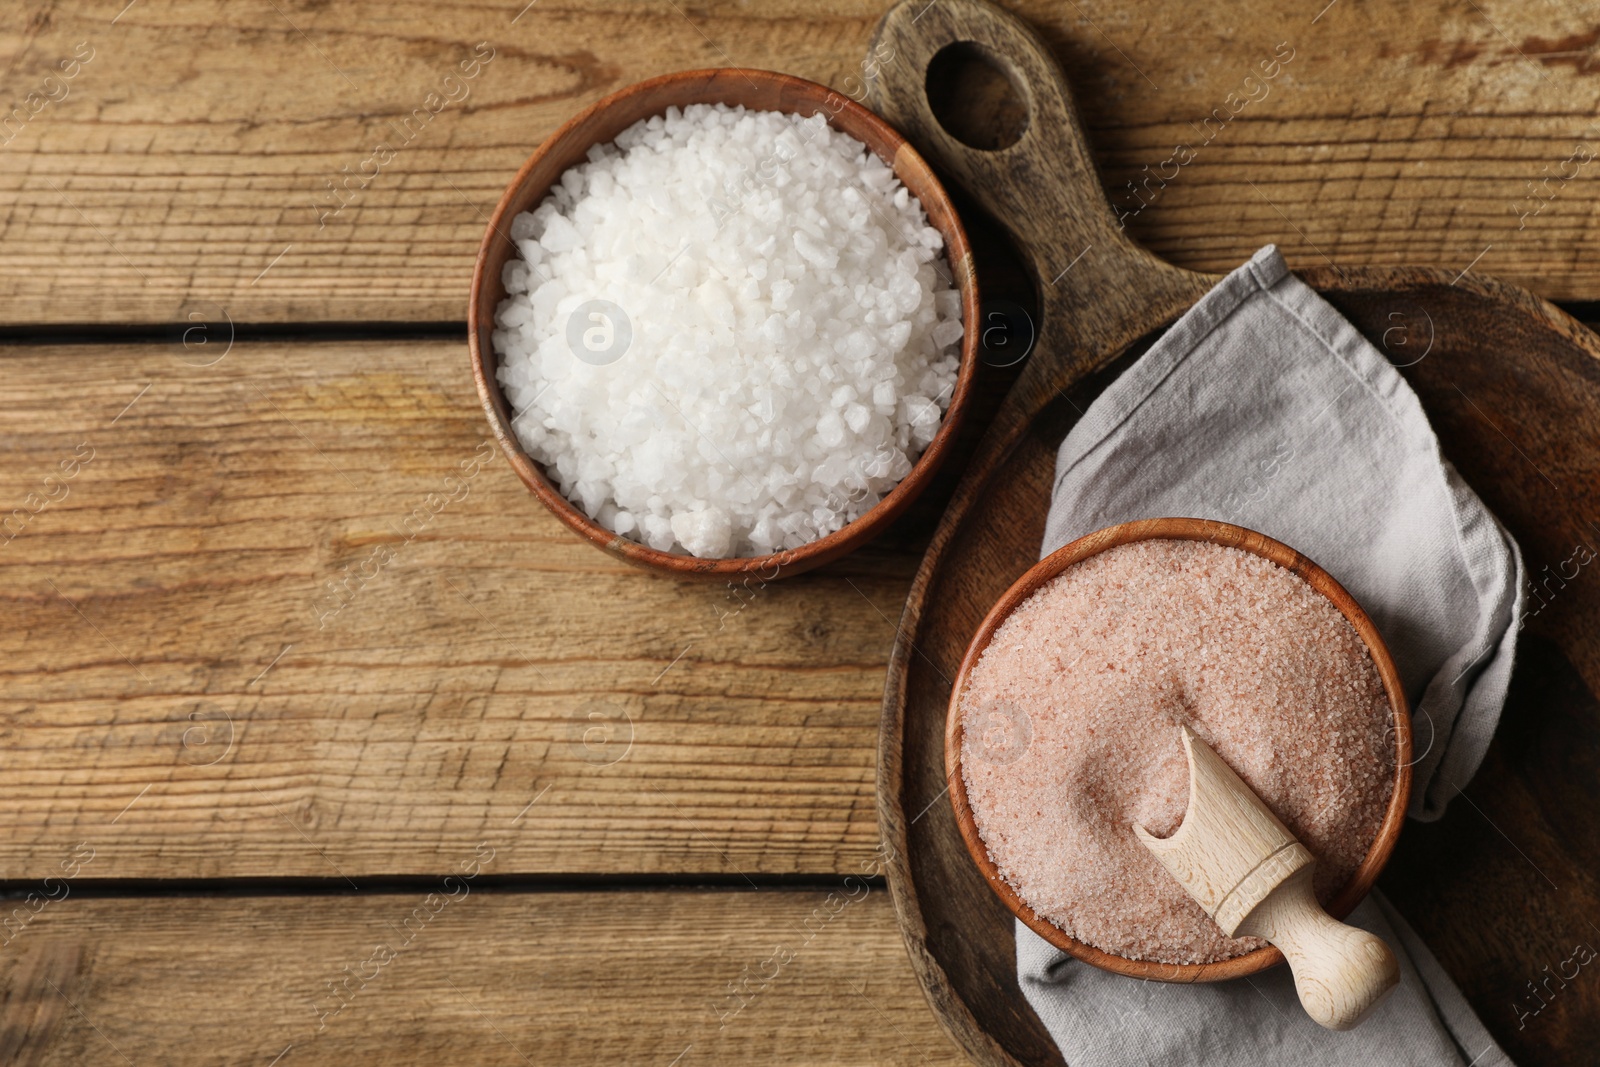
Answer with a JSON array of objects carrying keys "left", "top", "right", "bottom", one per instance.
[{"left": 1136, "top": 726, "right": 1401, "bottom": 1030}]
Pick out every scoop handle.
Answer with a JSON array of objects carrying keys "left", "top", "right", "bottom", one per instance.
[
  {"left": 864, "top": 0, "right": 1214, "bottom": 417},
  {"left": 1236, "top": 865, "right": 1400, "bottom": 1030}
]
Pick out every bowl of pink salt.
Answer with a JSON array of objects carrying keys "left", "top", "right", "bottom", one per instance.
[{"left": 946, "top": 517, "right": 1411, "bottom": 982}]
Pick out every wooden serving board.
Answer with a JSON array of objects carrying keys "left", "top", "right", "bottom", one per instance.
[{"left": 867, "top": 1, "right": 1600, "bottom": 1064}]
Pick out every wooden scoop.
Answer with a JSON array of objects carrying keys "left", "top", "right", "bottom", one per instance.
[{"left": 1135, "top": 726, "right": 1400, "bottom": 1030}]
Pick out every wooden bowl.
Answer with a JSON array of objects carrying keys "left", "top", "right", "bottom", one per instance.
[
  {"left": 944, "top": 517, "right": 1412, "bottom": 982},
  {"left": 468, "top": 68, "right": 980, "bottom": 580}
]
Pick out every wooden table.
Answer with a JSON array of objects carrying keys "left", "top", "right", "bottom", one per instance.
[{"left": 2, "top": 1, "right": 1596, "bottom": 1063}]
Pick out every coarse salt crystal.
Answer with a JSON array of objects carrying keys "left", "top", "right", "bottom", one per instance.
[{"left": 494, "top": 103, "right": 963, "bottom": 557}]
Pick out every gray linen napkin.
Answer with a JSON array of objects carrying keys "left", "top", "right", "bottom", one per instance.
[{"left": 1019, "top": 245, "right": 1523, "bottom": 1065}]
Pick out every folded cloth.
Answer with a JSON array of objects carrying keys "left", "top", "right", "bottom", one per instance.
[
  {"left": 1019, "top": 245, "right": 1523, "bottom": 1065},
  {"left": 1019, "top": 896, "right": 1511, "bottom": 1067}
]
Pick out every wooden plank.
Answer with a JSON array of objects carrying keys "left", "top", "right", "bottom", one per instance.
[
  {"left": 1384, "top": 713, "right": 1600, "bottom": 1067},
  {"left": 4, "top": 0, "right": 1600, "bottom": 324},
  {"left": 0, "top": 339, "right": 926, "bottom": 878},
  {"left": 0, "top": 888, "right": 966, "bottom": 1066}
]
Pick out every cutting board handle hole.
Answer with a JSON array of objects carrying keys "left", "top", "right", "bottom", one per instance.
[{"left": 925, "top": 41, "right": 1028, "bottom": 151}]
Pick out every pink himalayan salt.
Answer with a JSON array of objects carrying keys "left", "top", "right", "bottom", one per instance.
[{"left": 959, "top": 539, "right": 1394, "bottom": 965}]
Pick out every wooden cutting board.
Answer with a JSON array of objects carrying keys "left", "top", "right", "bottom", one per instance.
[{"left": 866, "top": 1, "right": 1600, "bottom": 1063}]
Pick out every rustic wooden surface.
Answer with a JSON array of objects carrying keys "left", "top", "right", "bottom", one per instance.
[
  {"left": 4, "top": 0, "right": 1600, "bottom": 323},
  {"left": 0, "top": 339, "right": 918, "bottom": 879},
  {"left": 4, "top": 0, "right": 1600, "bottom": 1063},
  {"left": 0, "top": 890, "right": 966, "bottom": 1066}
]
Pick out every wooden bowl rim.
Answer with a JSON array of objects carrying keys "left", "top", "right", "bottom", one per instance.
[
  {"left": 467, "top": 67, "right": 981, "bottom": 579},
  {"left": 943, "top": 516, "right": 1413, "bottom": 982}
]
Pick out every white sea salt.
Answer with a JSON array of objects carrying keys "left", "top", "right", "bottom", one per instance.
[{"left": 492, "top": 103, "right": 963, "bottom": 557}]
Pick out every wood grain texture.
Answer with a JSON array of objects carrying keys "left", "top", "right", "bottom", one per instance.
[
  {"left": 5, "top": 0, "right": 1600, "bottom": 323},
  {"left": 1383, "top": 639, "right": 1600, "bottom": 1067},
  {"left": 0, "top": 338, "right": 934, "bottom": 879},
  {"left": 3, "top": 0, "right": 1599, "bottom": 1062},
  {"left": 0, "top": 889, "right": 966, "bottom": 1066},
  {"left": 868, "top": 1, "right": 1600, "bottom": 1064},
  {"left": 1147, "top": 729, "right": 1400, "bottom": 1031},
  {"left": 1237, "top": 865, "right": 1400, "bottom": 1032}
]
